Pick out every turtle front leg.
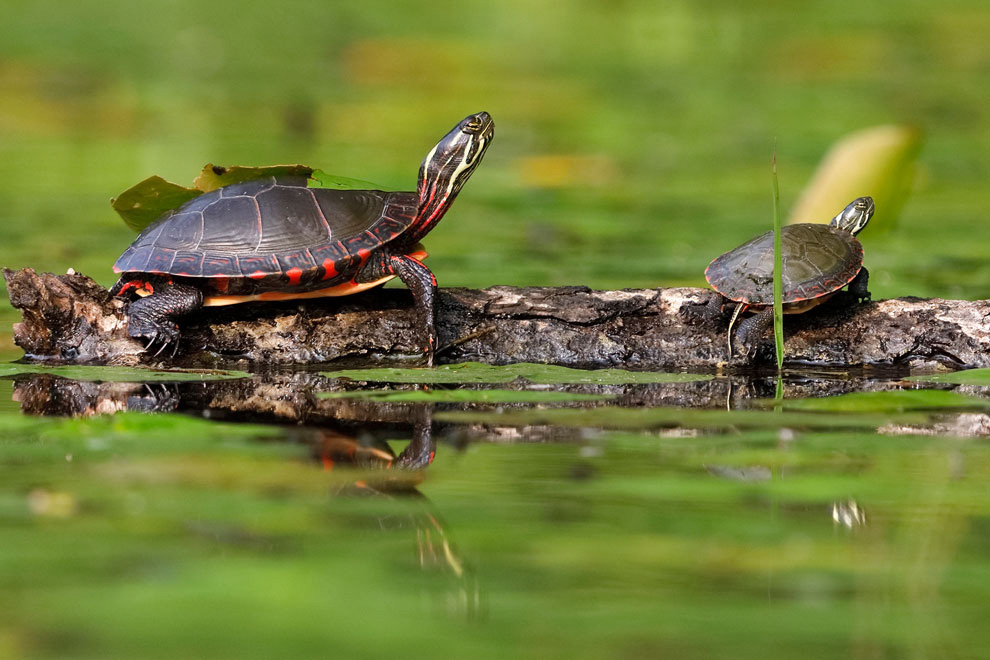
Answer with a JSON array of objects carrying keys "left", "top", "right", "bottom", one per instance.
[
  {"left": 389, "top": 254, "right": 438, "bottom": 366},
  {"left": 117, "top": 279, "right": 204, "bottom": 357},
  {"left": 357, "top": 252, "right": 438, "bottom": 365},
  {"left": 848, "top": 267, "right": 871, "bottom": 303}
]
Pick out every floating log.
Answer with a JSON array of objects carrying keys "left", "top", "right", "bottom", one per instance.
[{"left": 4, "top": 267, "right": 988, "bottom": 371}]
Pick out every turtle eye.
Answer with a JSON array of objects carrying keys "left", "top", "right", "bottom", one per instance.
[{"left": 464, "top": 119, "right": 483, "bottom": 134}]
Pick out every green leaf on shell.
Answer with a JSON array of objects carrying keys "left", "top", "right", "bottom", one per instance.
[
  {"left": 308, "top": 169, "right": 392, "bottom": 191},
  {"left": 322, "top": 362, "right": 710, "bottom": 385},
  {"left": 111, "top": 163, "right": 392, "bottom": 233},
  {"left": 0, "top": 363, "right": 250, "bottom": 382},
  {"left": 904, "top": 369, "right": 990, "bottom": 385},
  {"left": 110, "top": 176, "right": 204, "bottom": 232},
  {"left": 788, "top": 124, "right": 922, "bottom": 235},
  {"left": 192, "top": 163, "right": 314, "bottom": 192},
  {"left": 318, "top": 388, "right": 612, "bottom": 403}
]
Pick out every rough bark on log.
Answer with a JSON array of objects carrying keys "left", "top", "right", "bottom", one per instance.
[{"left": 5, "top": 267, "right": 990, "bottom": 371}]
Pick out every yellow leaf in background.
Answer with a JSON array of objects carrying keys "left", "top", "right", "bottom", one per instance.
[
  {"left": 788, "top": 125, "right": 922, "bottom": 235},
  {"left": 27, "top": 489, "right": 77, "bottom": 518}
]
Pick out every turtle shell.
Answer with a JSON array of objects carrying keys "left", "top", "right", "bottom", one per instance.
[
  {"left": 705, "top": 223, "right": 864, "bottom": 305},
  {"left": 113, "top": 177, "right": 418, "bottom": 294}
]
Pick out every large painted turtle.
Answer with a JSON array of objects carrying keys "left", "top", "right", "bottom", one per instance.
[
  {"left": 110, "top": 112, "right": 494, "bottom": 363},
  {"left": 704, "top": 196, "right": 874, "bottom": 356}
]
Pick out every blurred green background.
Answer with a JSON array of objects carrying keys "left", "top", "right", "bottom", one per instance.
[{"left": 3, "top": 0, "right": 990, "bottom": 356}]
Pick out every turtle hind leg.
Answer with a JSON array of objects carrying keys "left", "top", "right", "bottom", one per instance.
[
  {"left": 124, "top": 281, "right": 204, "bottom": 357},
  {"left": 848, "top": 267, "right": 870, "bottom": 303},
  {"left": 734, "top": 307, "right": 774, "bottom": 360}
]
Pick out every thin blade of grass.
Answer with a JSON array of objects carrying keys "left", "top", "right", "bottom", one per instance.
[{"left": 772, "top": 146, "right": 784, "bottom": 371}]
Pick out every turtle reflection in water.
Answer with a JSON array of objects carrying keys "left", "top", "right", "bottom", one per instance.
[
  {"left": 704, "top": 196, "right": 875, "bottom": 358},
  {"left": 314, "top": 422, "right": 481, "bottom": 617},
  {"left": 110, "top": 112, "right": 494, "bottom": 365}
]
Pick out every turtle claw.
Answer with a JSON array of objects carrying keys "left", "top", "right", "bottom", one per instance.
[
  {"left": 129, "top": 319, "right": 180, "bottom": 359},
  {"left": 151, "top": 337, "right": 172, "bottom": 359},
  {"left": 423, "top": 335, "right": 437, "bottom": 367},
  {"left": 147, "top": 334, "right": 177, "bottom": 359}
]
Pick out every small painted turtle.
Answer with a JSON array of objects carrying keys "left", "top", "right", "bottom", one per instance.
[
  {"left": 704, "top": 196, "right": 875, "bottom": 357},
  {"left": 110, "top": 112, "right": 494, "bottom": 363}
]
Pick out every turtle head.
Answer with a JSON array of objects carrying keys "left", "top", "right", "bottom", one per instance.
[
  {"left": 830, "top": 197, "right": 874, "bottom": 235},
  {"left": 412, "top": 112, "right": 494, "bottom": 240}
]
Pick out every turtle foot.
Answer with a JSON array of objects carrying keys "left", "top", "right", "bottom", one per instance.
[
  {"left": 119, "top": 280, "right": 202, "bottom": 359},
  {"left": 849, "top": 267, "right": 871, "bottom": 305},
  {"left": 680, "top": 296, "right": 730, "bottom": 327}
]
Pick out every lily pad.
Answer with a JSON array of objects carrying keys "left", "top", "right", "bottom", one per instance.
[
  {"left": 778, "top": 389, "right": 990, "bottom": 413},
  {"left": 904, "top": 369, "right": 990, "bottom": 386},
  {"left": 321, "top": 362, "right": 711, "bottom": 385},
  {"left": 112, "top": 163, "right": 391, "bottom": 233},
  {"left": 112, "top": 164, "right": 315, "bottom": 233},
  {"left": 318, "top": 388, "right": 612, "bottom": 403},
  {"left": 0, "top": 363, "right": 249, "bottom": 383}
]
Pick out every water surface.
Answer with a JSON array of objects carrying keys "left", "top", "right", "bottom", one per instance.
[{"left": 3, "top": 365, "right": 990, "bottom": 659}]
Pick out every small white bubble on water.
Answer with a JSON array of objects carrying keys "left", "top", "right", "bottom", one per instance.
[{"left": 86, "top": 437, "right": 109, "bottom": 451}]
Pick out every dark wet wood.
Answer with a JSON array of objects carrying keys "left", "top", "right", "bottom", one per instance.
[{"left": 5, "top": 267, "right": 990, "bottom": 371}]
